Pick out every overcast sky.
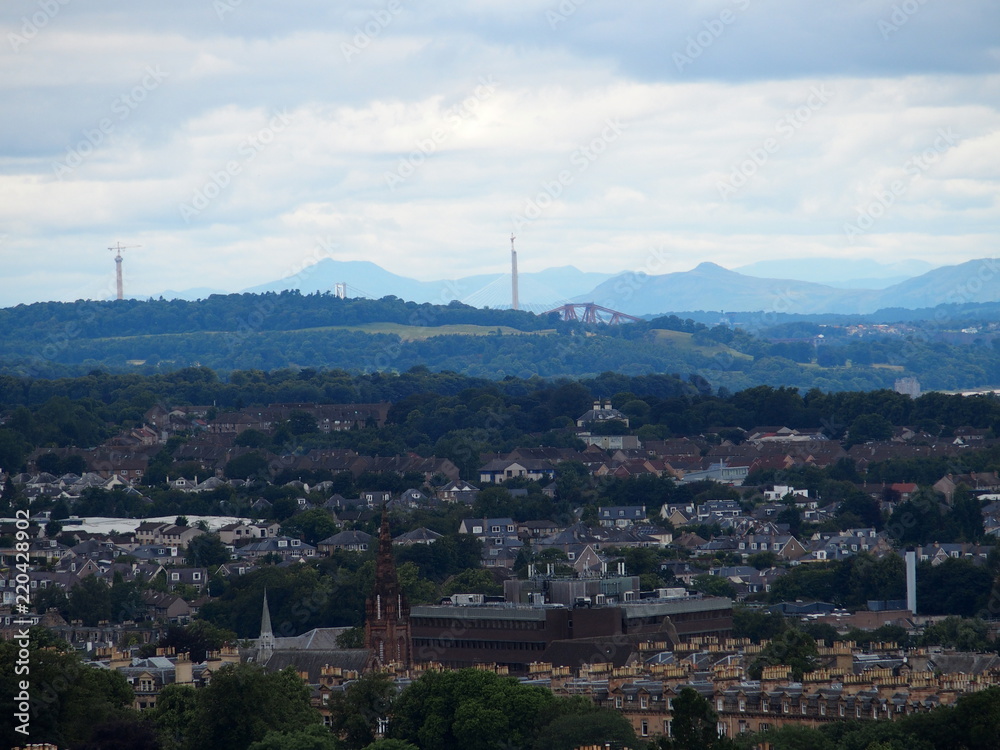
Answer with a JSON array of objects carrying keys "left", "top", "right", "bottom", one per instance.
[{"left": 1, "top": 0, "right": 998, "bottom": 307}]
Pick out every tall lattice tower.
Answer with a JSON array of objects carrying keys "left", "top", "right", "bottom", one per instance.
[
  {"left": 364, "top": 508, "right": 411, "bottom": 667},
  {"left": 510, "top": 233, "right": 519, "bottom": 311},
  {"left": 108, "top": 242, "right": 141, "bottom": 300}
]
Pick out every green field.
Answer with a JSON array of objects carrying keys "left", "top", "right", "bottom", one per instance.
[
  {"left": 648, "top": 328, "right": 752, "bottom": 359},
  {"left": 319, "top": 322, "right": 555, "bottom": 341}
]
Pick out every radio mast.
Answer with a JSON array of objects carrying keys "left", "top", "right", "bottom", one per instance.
[{"left": 510, "top": 233, "right": 519, "bottom": 311}]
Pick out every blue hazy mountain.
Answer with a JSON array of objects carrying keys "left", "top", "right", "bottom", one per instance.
[
  {"left": 582, "top": 259, "right": 1000, "bottom": 316},
  {"left": 242, "top": 258, "right": 612, "bottom": 309},
  {"left": 734, "top": 258, "right": 936, "bottom": 290}
]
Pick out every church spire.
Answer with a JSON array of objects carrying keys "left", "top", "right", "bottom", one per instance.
[
  {"left": 364, "top": 506, "right": 411, "bottom": 668},
  {"left": 258, "top": 588, "right": 275, "bottom": 659}
]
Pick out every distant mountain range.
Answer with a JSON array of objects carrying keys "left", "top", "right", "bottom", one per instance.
[
  {"left": 583, "top": 258, "right": 1000, "bottom": 316},
  {"left": 156, "top": 256, "right": 1000, "bottom": 317},
  {"left": 241, "top": 259, "right": 613, "bottom": 311}
]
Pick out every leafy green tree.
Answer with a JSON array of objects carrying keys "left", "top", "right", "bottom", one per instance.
[
  {"left": 362, "top": 741, "right": 418, "bottom": 750},
  {"left": 329, "top": 671, "right": 396, "bottom": 749},
  {"left": 282, "top": 507, "right": 338, "bottom": 545},
  {"left": 336, "top": 625, "right": 365, "bottom": 648},
  {"left": 755, "top": 724, "right": 835, "bottom": 750},
  {"left": 185, "top": 664, "right": 322, "bottom": 750},
  {"left": 748, "top": 629, "right": 818, "bottom": 681},
  {"left": 225, "top": 451, "right": 270, "bottom": 480},
  {"left": 732, "top": 606, "right": 787, "bottom": 643},
  {"left": 747, "top": 551, "right": 779, "bottom": 570},
  {"left": 389, "top": 668, "right": 555, "bottom": 750},
  {"left": 110, "top": 574, "right": 146, "bottom": 622},
  {"left": 846, "top": 413, "right": 894, "bottom": 445},
  {"left": 68, "top": 574, "right": 113, "bottom": 625},
  {"left": 0, "top": 630, "right": 133, "bottom": 749},
  {"left": 654, "top": 687, "right": 720, "bottom": 750},
  {"left": 691, "top": 573, "right": 736, "bottom": 598},
  {"left": 148, "top": 620, "right": 238, "bottom": 662},
  {"left": 153, "top": 683, "right": 199, "bottom": 750},
  {"left": 248, "top": 724, "right": 339, "bottom": 750},
  {"left": 235, "top": 428, "right": 271, "bottom": 448},
  {"left": 185, "top": 532, "right": 231, "bottom": 567},
  {"left": 442, "top": 568, "right": 502, "bottom": 597},
  {"left": 530, "top": 698, "right": 637, "bottom": 750},
  {"left": 74, "top": 716, "right": 161, "bottom": 750}
]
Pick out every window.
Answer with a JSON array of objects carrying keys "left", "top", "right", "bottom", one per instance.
[
  {"left": 640, "top": 721, "right": 648, "bottom": 737},
  {"left": 717, "top": 698, "right": 724, "bottom": 711},
  {"left": 640, "top": 695, "right": 648, "bottom": 708},
  {"left": 193, "top": 572, "right": 201, "bottom": 580},
  {"left": 615, "top": 697, "right": 622, "bottom": 709},
  {"left": 738, "top": 698, "right": 745, "bottom": 712}
]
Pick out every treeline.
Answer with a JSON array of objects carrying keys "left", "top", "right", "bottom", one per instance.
[
  {"left": 6, "top": 368, "right": 1000, "bottom": 479},
  {"left": 5, "top": 291, "right": 1000, "bottom": 390}
]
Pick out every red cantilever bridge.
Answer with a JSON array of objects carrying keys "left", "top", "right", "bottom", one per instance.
[{"left": 542, "top": 303, "right": 642, "bottom": 325}]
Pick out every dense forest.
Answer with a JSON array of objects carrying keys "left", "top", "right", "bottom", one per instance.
[{"left": 4, "top": 291, "right": 1000, "bottom": 391}]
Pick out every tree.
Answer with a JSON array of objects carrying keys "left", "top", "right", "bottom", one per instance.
[
  {"left": 362, "top": 741, "right": 418, "bottom": 750},
  {"left": 149, "top": 620, "right": 238, "bottom": 662},
  {"left": 185, "top": 532, "right": 231, "bottom": 567},
  {"left": 390, "top": 668, "right": 556, "bottom": 750},
  {"left": 185, "top": 664, "right": 322, "bottom": 750},
  {"left": 845, "top": 412, "right": 895, "bottom": 446},
  {"left": 530, "top": 699, "right": 637, "bottom": 750},
  {"left": 68, "top": 574, "right": 113, "bottom": 625},
  {"left": 656, "top": 687, "right": 719, "bottom": 750},
  {"left": 747, "top": 551, "right": 779, "bottom": 570},
  {"left": 329, "top": 671, "right": 396, "bottom": 749},
  {"left": 442, "top": 568, "right": 502, "bottom": 597},
  {"left": 225, "top": 451, "right": 270, "bottom": 480},
  {"left": 691, "top": 573, "right": 736, "bottom": 598},
  {"left": 74, "top": 717, "right": 162, "bottom": 750},
  {"left": 282, "top": 507, "right": 338, "bottom": 545},
  {"left": 0, "top": 630, "right": 134, "bottom": 749},
  {"left": 248, "top": 724, "right": 339, "bottom": 750},
  {"left": 732, "top": 606, "right": 787, "bottom": 643},
  {"left": 748, "top": 629, "right": 818, "bottom": 681},
  {"left": 154, "top": 684, "right": 199, "bottom": 750}
]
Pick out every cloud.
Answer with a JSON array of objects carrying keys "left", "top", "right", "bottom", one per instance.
[{"left": 0, "top": 0, "right": 996, "bottom": 306}]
